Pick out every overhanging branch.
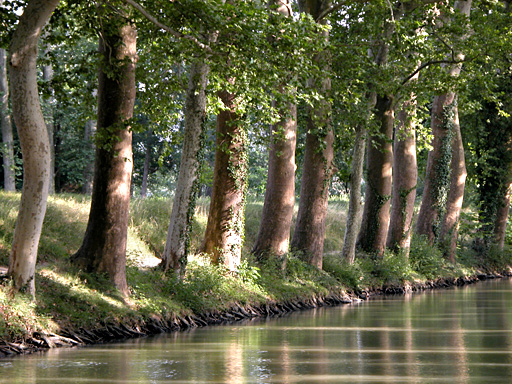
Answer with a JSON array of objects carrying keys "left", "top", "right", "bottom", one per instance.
[
  {"left": 122, "top": 0, "right": 212, "bottom": 53},
  {"left": 400, "top": 59, "right": 466, "bottom": 85}
]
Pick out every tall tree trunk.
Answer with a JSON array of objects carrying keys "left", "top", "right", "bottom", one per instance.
[
  {"left": 342, "top": 93, "right": 377, "bottom": 264},
  {"left": 42, "top": 59, "right": 55, "bottom": 195},
  {"left": 416, "top": 0, "right": 472, "bottom": 247},
  {"left": 439, "top": 107, "right": 466, "bottom": 262},
  {"left": 356, "top": 94, "right": 394, "bottom": 255},
  {"left": 82, "top": 119, "right": 96, "bottom": 194},
  {"left": 341, "top": 124, "right": 367, "bottom": 264},
  {"left": 72, "top": 11, "right": 136, "bottom": 296},
  {"left": 202, "top": 87, "right": 247, "bottom": 271},
  {"left": 494, "top": 173, "right": 512, "bottom": 250},
  {"left": 7, "top": 0, "right": 59, "bottom": 296},
  {"left": 415, "top": 93, "right": 456, "bottom": 243},
  {"left": 0, "top": 48, "right": 15, "bottom": 192},
  {"left": 162, "top": 60, "right": 209, "bottom": 274},
  {"left": 252, "top": 0, "right": 296, "bottom": 264},
  {"left": 252, "top": 103, "right": 297, "bottom": 262},
  {"left": 291, "top": 0, "right": 333, "bottom": 269},
  {"left": 140, "top": 128, "right": 152, "bottom": 199},
  {"left": 386, "top": 97, "right": 418, "bottom": 256}
]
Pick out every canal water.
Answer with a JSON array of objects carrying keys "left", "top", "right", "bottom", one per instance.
[{"left": 2, "top": 278, "right": 512, "bottom": 383}]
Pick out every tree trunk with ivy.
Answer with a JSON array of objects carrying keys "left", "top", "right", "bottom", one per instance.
[
  {"left": 494, "top": 172, "right": 512, "bottom": 250},
  {"left": 291, "top": 0, "right": 333, "bottom": 269},
  {"left": 439, "top": 108, "right": 466, "bottom": 262},
  {"left": 386, "top": 98, "right": 417, "bottom": 256},
  {"left": 7, "top": 0, "right": 59, "bottom": 296},
  {"left": 0, "top": 48, "right": 15, "bottom": 192},
  {"left": 162, "top": 60, "right": 209, "bottom": 275},
  {"left": 252, "top": 0, "right": 296, "bottom": 265},
  {"left": 356, "top": 94, "right": 394, "bottom": 256},
  {"left": 202, "top": 87, "right": 247, "bottom": 271},
  {"left": 474, "top": 94, "right": 512, "bottom": 252},
  {"left": 72, "top": 11, "right": 136, "bottom": 296},
  {"left": 415, "top": 93, "right": 456, "bottom": 244}
]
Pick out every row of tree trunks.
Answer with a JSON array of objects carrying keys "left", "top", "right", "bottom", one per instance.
[
  {"left": 71, "top": 9, "right": 137, "bottom": 297},
  {"left": 162, "top": 60, "right": 209, "bottom": 275},
  {"left": 0, "top": 48, "right": 15, "bottom": 192},
  {"left": 7, "top": 0, "right": 60, "bottom": 296}
]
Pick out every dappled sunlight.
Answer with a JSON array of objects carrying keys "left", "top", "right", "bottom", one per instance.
[{"left": 38, "top": 268, "right": 126, "bottom": 310}]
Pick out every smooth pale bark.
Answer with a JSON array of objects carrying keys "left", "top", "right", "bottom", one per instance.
[
  {"left": 439, "top": 112, "right": 466, "bottom": 262},
  {"left": 140, "top": 129, "right": 152, "bottom": 198},
  {"left": 162, "top": 61, "right": 209, "bottom": 274},
  {"left": 252, "top": 0, "right": 296, "bottom": 263},
  {"left": 386, "top": 99, "right": 418, "bottom": 256},
  {"left": 7, "top": 0, "right": 59, "bottom": 296},
  {"left": 416, "top": 0, "right": 471, "bottom": 247},
  {"left": 202, "top": 87, "right": 247, "bottom": 271},
  {"left": 0, "top": 48, "right": 15, "bottom": 192},
  {"left": 291, "top": 0, "right": 333, "bottom": 269},
  {"left": 356, "top": 94, "right": 394, "bottom": 255},
  {"left": 42, "top": 60, "right": 55, "bottom": 195},
  {"left": 72, "top": 15, "right": 136, "bottom": 296},
  {"left": 82, "top": 120, "right": 96, "bottom": 194}
]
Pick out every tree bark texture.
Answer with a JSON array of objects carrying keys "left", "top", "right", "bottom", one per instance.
[
  {"left": 0, "top": 48, "right": 15, "bottom": 192},
  {"left": 7, "top": 0, "right": 59, "bottom": 296},
  {"left": 202, "top": 88, "right": 247, "bottom": 271},
  {"left": 162, "top": 60, "right": 209, "bottom": 274},
  {"left": 357, "top": 94, "right": 394, "bottom": 256},
  {"left": 416, "top": 0, "right": 471, "bottom": 247},
  {"left": 291, "top": 0, "right": 333, "bottom": 269},
  {"left": 42, "top": 61, "right": 55, "bottom": 195},
  {"left": 494, "top": 173, "right": 512, "bottom": 250},
  {"left": 439, "top": 111, "right": 466, "bottom": 262},
  {"left": 252, "top": 0, "right": 296, "bottom": 263},
  {"left": 416, "top": 93, "right": 457, "bottom": 243},
  {"left": 140, "top": 129, "right": 152, "bottom": 198},
  {"left": 341, "top": 124, "right": 367, "bottom": 264},
  {"left": 252, "top": 102, "right": 297, "bottom": 261},
  {"left": 386, "top": 98, "right": 418, "bottom": 256},
  {"left": 72, "top": 14, "right": 136, "bottom": 296}
]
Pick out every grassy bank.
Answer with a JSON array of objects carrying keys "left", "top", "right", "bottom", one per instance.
[{"left": 0, "top": 192, "right": 510, "bottom": 345}]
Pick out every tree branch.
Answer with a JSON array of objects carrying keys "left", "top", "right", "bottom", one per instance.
[
  {"left": 400, "top": 59, "right": 466, "bottom": 85},
  {"left": 122, "top": 0, "right": 212, "bottom": 53}
]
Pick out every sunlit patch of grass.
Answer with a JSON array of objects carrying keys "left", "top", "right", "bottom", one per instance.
[{"left": 0, "top": 284, "right": 58, "bottom": 339}]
